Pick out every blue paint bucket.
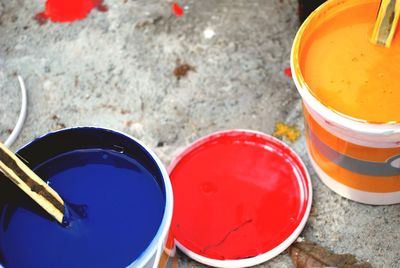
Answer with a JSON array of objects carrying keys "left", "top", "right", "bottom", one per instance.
[{"left": 0, "top": 127, "right": 173, "bottom": 268}]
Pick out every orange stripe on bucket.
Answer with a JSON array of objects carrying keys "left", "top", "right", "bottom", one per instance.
[
  {"left": 306, "top": 132, "right": 400, "bottom": 193},
  {"left": 304, "top": 106, "right": 400, "bottom": 162}
]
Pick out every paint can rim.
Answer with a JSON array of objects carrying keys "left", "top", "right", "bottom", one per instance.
[
  {"left": 4, "top": 126, "right": 173, "bottom": 268},
  {"left": 291, "top": 0, "right": 400, "bottom": 136},
  {"left": 167, "top": 129, "right": 312, "bottom": 268}
]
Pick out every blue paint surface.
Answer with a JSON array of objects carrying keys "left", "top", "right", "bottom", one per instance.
[{"left": 0, "top": 148, "right": 165, "bottom": 268}]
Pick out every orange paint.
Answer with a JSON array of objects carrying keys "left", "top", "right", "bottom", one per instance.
[
  {"left": 293, "top": 0, "right": 400, "bottom": 203},
  {"left": 306, "top": 136, "right": 400, "bottom": 193},
  {"left": 300, "top": 0, "right": 400, "bottom": 123},
  {"left": 303, "top": 107, "right": 400, "bottom": 162},
  {"left": 273, "top": 122, "right": 301, "bottom": 142},
  {"left": 304, "top": 106, "right": 400, "bottom": 193}
]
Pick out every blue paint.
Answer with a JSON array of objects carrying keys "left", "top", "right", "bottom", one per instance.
[{"left": 0, "top": 128, "right": 166, "bottom": 268}]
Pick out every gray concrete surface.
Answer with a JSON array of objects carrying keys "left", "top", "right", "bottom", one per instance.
[{"left": 0, "top": 0, "right": 399, "bottom": 267}]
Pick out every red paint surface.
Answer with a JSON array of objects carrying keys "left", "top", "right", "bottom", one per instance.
[
  {"left": 284, "top": 67, "right": 292, "bottom": 77},
  {"left": 169, "top": 131, "right": 310, "bottom": 260},
  {"left": 172, "top": 2, "right": 184, "bottom": 17},
  {"left": 35, "top": 0, "right": 106, "bottom": 24}
]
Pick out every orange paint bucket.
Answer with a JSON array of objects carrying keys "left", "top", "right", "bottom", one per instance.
[{"left": 291, "top": 0, "right": 400, "bottom": 204}]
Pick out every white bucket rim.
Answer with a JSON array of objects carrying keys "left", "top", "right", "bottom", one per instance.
[
  {"left": 168, "top": 129, "right": 313, "bottom": 268},
  {"left": 10, "top": 126, "right": 173, "bottom": 268}
]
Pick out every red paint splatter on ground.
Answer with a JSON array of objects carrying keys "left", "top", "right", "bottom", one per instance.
[
  {"left": 172, "top": 2, "right": 184, "bottom": 17},
  {"left": 284, "top": 67, "right": 292, "bottom": 77},
  {"left": 35, "top": 0, "right": 107, "bottom": 24}
]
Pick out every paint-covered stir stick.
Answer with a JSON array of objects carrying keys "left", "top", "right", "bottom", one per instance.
[
  {"left": 371, "top": 0, "right": 400, "bottom": 47},
  {"left": 158, "top": 251, "right": 178, "bottom": 268},
  {"left": 0, "top": 142, "right": 65, "bottom": 224}
]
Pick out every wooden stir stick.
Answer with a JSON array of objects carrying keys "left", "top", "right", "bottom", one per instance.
[
  {"left": 157, "top": 251, "right": 178, "bottom": 268},
  {"left": 371, "top": 0, "right": 400, "bottom": 47},
  {"left": 0, "top": 141, "right": 65, "bottom": 224}
]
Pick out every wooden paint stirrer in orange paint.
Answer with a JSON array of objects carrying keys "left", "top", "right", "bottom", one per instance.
[{"left": 371, "top": 0, "right": 400, "bottom": 47}]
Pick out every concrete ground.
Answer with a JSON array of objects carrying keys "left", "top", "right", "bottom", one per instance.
[{"left": 0, "top": 0, "right": 399, "bottom": 267}]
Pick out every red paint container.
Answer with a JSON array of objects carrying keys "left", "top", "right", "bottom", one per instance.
[{"left": 166, "top": 130, "right": 312, "bottom": 267}]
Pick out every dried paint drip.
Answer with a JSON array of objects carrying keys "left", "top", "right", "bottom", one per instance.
[
  {"left": 273, "top": 122, "right": 301, "bottom": 142},
  {"left": 173, "top": 62, "right": 195, "bottom": 80},
  {"left": 172, "top": 2, "right": 184, "bottom": 17},
  {"left": 35, "top": 0, "right": 107, "bottom": 24}
]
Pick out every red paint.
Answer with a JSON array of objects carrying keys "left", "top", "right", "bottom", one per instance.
[
  {"left": 169, "top": 130, "right": 310, "bottom": 260},
  {"left": 284, "top": 67, "right": 292, "bottom": 77},
  {"left": 172, "top": 2, "right": 184, "bottom": 17},
  {"left": 35, "top": 0, "right": 106, "bottom": 24}
]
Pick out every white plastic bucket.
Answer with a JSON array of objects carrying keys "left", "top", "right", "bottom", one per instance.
[
  {"left": 0, "top": 127, "right": 173, "bottom": 268},
  {"left": 291, "top": 0, "right": 400, "bottom": 205}
]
